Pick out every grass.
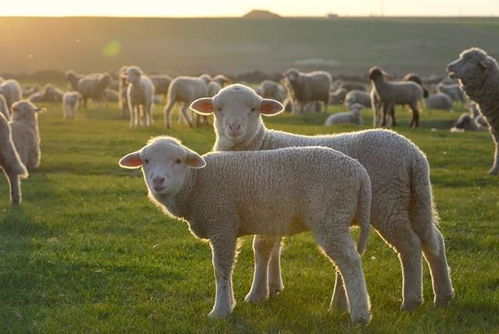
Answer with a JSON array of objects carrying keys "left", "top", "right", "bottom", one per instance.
[{"left": 0, "top": 100, "right": 498, "bottom": 333}]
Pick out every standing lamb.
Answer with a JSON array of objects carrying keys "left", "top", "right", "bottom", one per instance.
[
  {"left": 163, "top": 75, "right": 210, "bottom": 128},
  {"left": 150, "top": 74, "right": 172, "bottom": 101},
  {"left": 369, "top": 67, "right": 424, "bottom": 128},
  {"left": 118, "top": 66, "right": 130, "bottom": 118},
  {"left": 425, "top": 93, "right": 453, "bottom": 111},
  {"left": 119, "top": 136, "right": 372, "bottom": 324},
  {"left": 126, "top": 66, "right": 156, "bottom": 128},
  {"left": 0, "top": 95, "right": 10, "bottom": 120},
  {"left": 62, "top": 91, "right": 81, "bottom": 119},
  {"left": 65, "top": 70, "right": 82, "bottom": 91},
  {"left": 77, "top": 73, "right": 112, "bottom": 108},
  {"left": 325, "top": 103, "right": 364, "bottom": 126},
  {"left": 212, "top": 74, "right": 231, "bottom": 87},
  {"left": 255, "top": 80, "right": 287, "bottom": 103},
  {"left": 448, "top": 47, "right": 499, "bottom": 175},
  {"left": 0, "top": 79, "right": 22, "bottom": 109},
  {"left": 0, "top": 112, "right": 28, "bottom": 205},
  {"left": 283, "top": 68, "right": 331, "bottom": 115},
  {"left": 9, "top": 101, "right": 43, "bottom": 171},
  {"left": 190, "top": 84, "right": 454, "bottom": 312}
]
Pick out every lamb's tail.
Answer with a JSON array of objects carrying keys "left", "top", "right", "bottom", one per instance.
[{"left": 355, "top": 171, "right": 372, "bottom": 255}]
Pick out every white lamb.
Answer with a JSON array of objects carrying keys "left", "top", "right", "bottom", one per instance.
[
  {"left": 119, "top": 136, "right": 372, "bottom": 324},
  {"left": 9, "top": 101, "right": 43, "bottom": 171},
  {"left": 0, "top": 79, "right": 22, "bottom": 109},
  {"left": 325, "top": 103, "right": 364, "bottom": 126},
  {"left": 0, "top": 95, "right": 10, "bottom": 120},
  {"left": 62, "top": 91, "right": 81, "bottom": 119},
  {"left": 0, "top": 112, "right": 28, "bottom": 205},
  {"left": 126, "top": 66, "right": 156, "bottom": 128},
  {"left": 190, "top": 84, "right": 454, "bottom": 312}
]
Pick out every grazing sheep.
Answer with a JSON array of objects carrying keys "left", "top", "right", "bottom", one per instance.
[
  {"left": 283, "top": 68, "right": 331, "bottom": 114},
  {"left": 448, "top": 47, "right": 499, "bottom": 175},
  {"left": 212, "top": 74, "right": 231, "bottom": 87},
  {"left": 0, "top": 95, "right": 10, "bottom": 120},
  {"left": 22, "top": 85, "right": 40, "bottom": 98},
  {"left": 329, "top": 88, "right": 348, "bottom": 105},
  {"left": 28, "top": 84, "right": 64, "bottom": 103},
  {"left": 191, "top": 84, "right": 454, "bottom": 312},
  {"left": 62, "top": 91, "right": 81, "bottom": 119},
  {"left": 126, "top": 66, "right": 155, "bottom": 128},
  {"left": 256, "top": 80, "right": 287, "bottom": 103},
  {"left": 65, "top": 70, "right": 82, "bottom": 91},
  {"left": 436, "top": 82, "right": 466, "bottom": 104},
  {"left": 105, "top": 89, "right": 119, "bottom": 103},
  {"left": 369, "top": 67, "right": 424, "bottom": 128},
  {"left": 9, "top": 101, "right": 43, "bottom": 171},
  {"left": 345, "top": 89, "right": 372, "bottom": 108},
  {"left": 425, "top": 93, "right": 453, "bottom": 111},
  {"left": 77, "top": 73, "right": 112, "bottom": 108},
  {"left": 119, "top": 136, "right": 372, "bottom": 324},
  {"left": 118, "top": 66, "right": 130, "bottom": 117},
  {"left": 325, "top": 103, "right": 364, "bottom": 126},
  {"left": 0, "top": 79, "right": 22, "bottom": 109},
  {"left": 163, "top": 75, "right": 210, "bottom": 128},
  {"left": 150, "top": 74, "right": 172, "bottom": 100},
  {"left": 0, "top": 112, "right": 28, "bottom": 205}
]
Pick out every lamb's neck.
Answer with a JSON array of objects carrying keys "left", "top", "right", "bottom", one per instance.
[
  {"left": 158, "top": 169, "right": 197, "bottom": 221},
  {"left": 214, "top": 121, "right": 266, "bottom": 151}
]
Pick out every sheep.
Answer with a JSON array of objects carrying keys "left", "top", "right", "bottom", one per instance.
[
  {"left": 339, "top": 81, "right": 367, "bottom": 92},
  {"left": 402, "top": 73, "right": 429, "bottom": 98},
  {"left": 0, "top": 112, "right": 28, "bottom": 205},
  {"left": 255, "top": 80, "right": 287, "bottom": 103},
  {"left": 208, "top": 81, "right": 222, "bottom": 97},
  {"left": 104, "top": 89, "right": 119, "bottom": 103},
  {"left": 9, "top": 101, "right": 43, "bottom": 171},
  {"left": 28, "top": 84, "right": 64, "bottom": 103},
  {"left": 62, "top": 91, "right": 81, "bottom": 119},
  {"left": 448, "top": 47, "right": 499, "bottom": 175},
  {"left": 329, "top": 88, "right": 348, "bottom": 105},
  {"left": 126, "top": 66, "right": 155, "bottom": 128},
  {"left": 150, "top": 74, "right": 172, "bottom": 101},
  {"left": 0, "top": 79, "right": 22, "bottom": 109},
  {"left": 369, "top": 67, "right": 424, "bottom": 128},
  {"left": 212, "top": 74, "right": 231, "bottom": 87},
  {"left": 425, "top": 93, "right": 453, "bottom": 111},
  {"left": 282, "top": 68, "right": 331, "bottom": 115},
  {"left": 22, "top": 85, "right": 40, "bottom": 98},
  {"left": 190, "top": 84, "right": 455, "bottom": 312},
  {"left": 65, "top": 70, "right": 82, "bottom": 91},
  {"left": 345, "top": 89, "right": 372, "bottom": 108},
  {"left": 325, "top": 103, "right": 364, "bottom": 126},
  {"left": 119, "top": 136, "right": 372, "bottom": 324},
  {"left": 469, "top": 102, "right": 489, "bottom": 128},
  {"left": 0, "top": 95, "right": 10, "bottom": 120},
  {"left": 77, "top": 73, "right": 112, "bottom": 108},
  {"left": 450, "top": 113, "right": 482, "bottom": 132},
  {"left": 163, "top": 75, "right": 210, "bottom": 128},
  {"left": 436, "top": 82, "right": 466, "bottom": 104},
  {"left": 118, "top": 66, "right": 130, "bottom": 117}
]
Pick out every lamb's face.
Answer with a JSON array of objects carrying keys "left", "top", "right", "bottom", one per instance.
[
  {"left": 447, "top": 49, "right": 490, "bottom": 83},
  {"left": 190, "top": 84, "right": 284, "bottom": 146},
  {"left": 119, "top": 137, "right": 206, "bottom": 197},
  {"left": 11, "top": 101, "right": 42, "bottom": 122},
  {"left": 368, "top": 67, "right": 383, "bottom": 81},
  {"left": 127, "top": 68, "right": 142, "bottom": 84},
  {"left": 283, "top": 69, "right": 299, "bottom": 82}
]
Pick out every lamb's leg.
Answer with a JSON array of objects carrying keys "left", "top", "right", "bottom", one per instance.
[
  {"left": 382, "top": 104, "right": 391, "bottom": 127},
  {"left": 313, "top": 225, "right": 371, "bottom": 325},
  {"left": 409, "top": 103, "right": 420, "bottom": 128},
  {"left": 180, "top": 103, "right": 194, "bottom": 128},
  {"left": 330, "top": 272, "right": 349, "bottom": 311},
  {"left": 209, "top": 235, "right": 237, "bottom": 317},
  {"left": 6, "top": 171, "right": 21, "bottom": 206},
  {"left": 268, "top": 237, "right": 284, "bottom": 296},
  {"left": 488, "top": 130, "right": 499, "bottom": 175},
  {"left": 245, "top": 235, "right": 273, "bottom": 302},
  {"left": 163, "top": 100, "right": 175, "bottom": 128},
  {"left": 390, "top": 105, "right": 397, "bottom": 127}
]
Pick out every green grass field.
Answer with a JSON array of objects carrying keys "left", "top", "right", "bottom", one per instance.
[{"left": 0, "top": 100, "right": 498, "bottom": 333}]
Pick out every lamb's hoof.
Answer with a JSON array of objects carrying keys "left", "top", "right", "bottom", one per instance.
[
  {"left": 268, "top": 284, "right": 284, "bottom": 297},
  {"left": 351, "top": 311, "right": 371, "bottom": 326},
  {"left": 435, "top": 290, "right": 455, "bottom": 308},
  {"left": 401, "top": 298, "right": 423, "bottom": 311},
  {"left": 244, "top": 291, "right": 268, "bottom": 303},
  {"left": 207, "top": 308, "right": 232, "bottom": 318},
  {"left": 329, "top": 300, "right": 349, "bottom": 313},
  {"left": 488, "top": 167, "right": 498, "bottom": 175}
]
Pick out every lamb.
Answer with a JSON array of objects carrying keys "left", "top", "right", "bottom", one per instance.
[
  {"left": 190, "top": 84, "right": 454, "bottom": 312},
  {"left": 448, "top": 47, "right": 499, "bottom": 175},
  {"left": 104, "top": 89, "right": 119, "bottom": 103},
  {"left": 65, "top": 70, "right": 82, "bottom": 91},
  {"left": 469, "top": 102, "right": 488, "bottom": 128},
  {"left": 329, "top": 88, "right": 348, "bottom": 105},
  {"left": 28, "top": 84, "right": 64, "bottom": 103},
  {"left": 283, "top": 68, "right": 331, "bottom": 114},
  {"left": 62, "top": 91, "right": 81, "bottom": 119},
  {"left": 0, "top": 112, "right": 28, "bottom": 205},
  {"left": 425, "top": 93, "right": 453, "bottom": 111},
  {"left": 9, "top": 101, "right": 43, "bottom": 171},
  {"left": 119, "top": 136, "right": 372, "bottom": 324},
  {"left": 369, "top": 67, "right": 424, "bottom": 128},
  {"left": 345, "top": 89, "right": 372, "bottom": 108},
  {"left": 118, "top": 66, "right": 130, "bottom": 117},
  {"left": 0, "top": 79, "right": 22, "bottom": 109},
  {"left": 163, "top": 75, "right": 210, "bottom": 128},
  {"left": 325, "top": 103, "right": 364, "bottom": 126},
  {"left": 77, "top": 73, "right": 112, "bottom": 108},
  {"left": 0, "top": 95, "right": 10, "bottom": 120},
  {"left": 126, "top": 66, "right": 155, "bottom": 128},
  {"left": 450, "top": 113, "right": 482, "bottom": 132},
  {"left": 255, "top": 80, "right": 287, "bottom": 103},
  {"left": 22, "top": 85, "right": 40, "bottom": 98},
  {"left": 212, "top": 74, "right": 231, "bottom": 87},
  {"left": 150, "top": 74, "right": 172, "bottom": 100},
  {"left": 436, "top": 82, "right": 466, "bottom": 104},
  {"left": 402, "top": 73, "right": 429, "bottom": 98}
]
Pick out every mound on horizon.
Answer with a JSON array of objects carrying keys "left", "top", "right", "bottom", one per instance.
[{"left": 243, "top": 9, "right": 281, "bottom": 19}]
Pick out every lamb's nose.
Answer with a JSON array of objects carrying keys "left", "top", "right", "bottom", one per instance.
[
  {"left": 153, "top": 176, "right": 165, "bottom": 187},
  {"left": 228, "top": 122, "right": 241, "bottom": 131}
]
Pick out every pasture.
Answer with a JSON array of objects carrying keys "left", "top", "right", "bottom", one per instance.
[{"left": 0, "top": 99, "right": 498, "bottom": 333}]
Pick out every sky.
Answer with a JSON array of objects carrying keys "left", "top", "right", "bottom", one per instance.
[{"left": 2, "top": 0, "right": 499, "bottom": 17}]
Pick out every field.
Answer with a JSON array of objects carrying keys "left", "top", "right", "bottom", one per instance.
[
  {"left": 2, "top": 17, "right": 499, "bottom": 76},
  {"left": 0, "top": 98, "right": 498, "bottom": 333}
]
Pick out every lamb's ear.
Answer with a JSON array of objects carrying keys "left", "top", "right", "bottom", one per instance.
[
  {"left": 190, "top": 98, "right": 215, "bottom": 115},
  {"left": 119, "top": 151, "right": 142, "bottom": 169},
  {"left": 34, "top": 107, "right": 46, "bottom": 113},
  {"left": 185, "top": 149, "right": 206, "bottom": 169},
  {"left": 479, "top": 59, "right": 491, "bottom": 70},
  {"left": 260, "top": 98, "right": 284, "bottom": 116}
]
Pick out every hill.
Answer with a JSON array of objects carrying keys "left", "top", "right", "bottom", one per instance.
[{"left": 243, "top": 9, "right": 281, "bottom": 19}]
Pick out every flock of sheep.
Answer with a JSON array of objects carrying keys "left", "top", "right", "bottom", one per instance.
[{"left": 1, "top": 46, "right": 498, "bottom": 325}]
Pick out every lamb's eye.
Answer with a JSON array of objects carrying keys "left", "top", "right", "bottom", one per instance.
[
  {"left": 175, "top": 158, "right": 182, "bottom": 164},
  {"left": 144, "top": 159, "right": 149, "bottom": 164}
]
